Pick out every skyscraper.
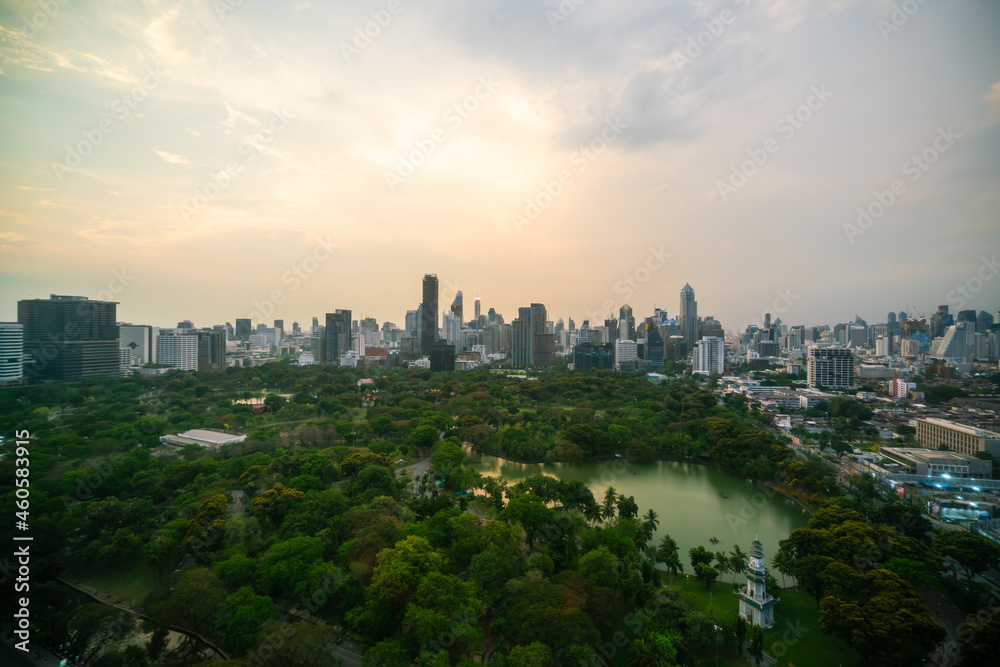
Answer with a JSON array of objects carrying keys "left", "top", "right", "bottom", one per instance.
[
  {"left": 18, "top": 295, "right": 119, "bottom": 381},
  {"left": 325, "top": 309, "right": 353, "bottom": 365},
  {"left": 421, "top": 274, "right": 439, "bottom": 355},
  {"left": 450, "top": 291, "right": 463, "bottom": 324},
  {"left": 235, "top": 318, "right": 252, "bottom": 341},
  {"left": 474, "top": 296, "right": 481, "bottom": 323},
  {"left": 679, "top": 283, "right": 698, "bottom": 352},
  {"left": 512, "top": 307, "right": 533, "bottom": 366},
  {"left": 529, "top": 303, "right": 555, "bottom": 367},
  {"left": 197, "top": 330, "right": 226, "bottom": 371},
  {"left": 619, "top": 304, "right": 635, "bottom": 341}
]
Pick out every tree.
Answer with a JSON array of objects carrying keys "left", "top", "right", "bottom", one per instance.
[
  {"left": 656, "top": 534, "right": 683, "bottom": 575},
  {"left": 495, "top": 642, "right": 552, "bottom": 667},
  {"left": 601, "top": 486, "right": 618, "bottom": 522},
  {"left": 579, "top": 547, "right": 619, "bottom": 590},
  {"left": 500, "top": 494, "right": 553, "bottom": 549},
  {"left": 694, "top": 562, "right": 719, "bottom": 589},
  {"left": 749, "top": 624, "right": 764, "bottom": 665},
  {"left": 689, "top": 545, "right": 713, "bottom": 572},
  {"left": 934, "top": 530, "right": 1000, "bottom": 581},
  {"left": 616, "top": 494, "right": 639, "bottom": 520},
  {"left": 733, "top": 613, "right": 747, "bottom": 648},
  {"left": 714, "top": 551, "right": 731, "bottom": 581},
  {"left": 217, "top": 586, "right": 278, "bottom": 654},
  {"left": 263, "top": 394, "right": 287, "bottom": 413},
  {"left": 771, "top": 550, "right": 794, "bottom": 590},
  {"left": 729, "top": 545, "right": 748, "bottom": 584}
]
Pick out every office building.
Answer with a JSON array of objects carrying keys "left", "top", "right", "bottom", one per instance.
[
  {"left": 325, "top": 310, "right": 353, "bottom": 365},
  {"left": 806, "top": 345, "right": 855, "bottom": 389},
  {"left": 915, "top": 418, "right": 1000, "bottom": 457},
  {"left": 119, "top": 324, "right": 157, "bottom": 366},
  {"left": 512, "top": 307, "right": 533, "bottom": 366},
  {"left": 531, "top": 303, "right": 555, "bottom": 367},
  {"left": 643, "top": 317, "right": 664, "bottom": 367},
  {"left": 0, "top": 322, "right": 23, "bottom": 385},
  {"left": 18, "top": 295, "right": 120, "bottom": 381},
  {"left": 450, "top": 291, "right": 463, "bottom": 323},
  {"left": 574, "top": 342, "right": 615, "bottom": 370},
  {"left": 679, "top": 283, "right": 698, "bottom": 351},
  {"left": 235, "top": 318, "right": 252, "bottom": 341},
  {"left": 429, "top": 341, "right": 456, "bottom": 372},
  {"left": 198, "top": 330, "right": 226, "bottom": 371},
  {"left": 615, "top": 339, "right": 638, "bottom": 369},
  {"left": 619, "top": 304, "right": 635, "bottom": 341},
  {"left": 421, "top": 274, "right": 439, "bottom": 354}
]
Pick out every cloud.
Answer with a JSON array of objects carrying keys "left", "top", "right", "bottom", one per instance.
[
  {"left": 0, "top": 232, "right": 40, "bottom": 249},
  {"left": 986, "top": 81, "right": 1000, "bottom": 104},
  {"left": 151, "top": 146, "right": 191, "bottom": 165}
]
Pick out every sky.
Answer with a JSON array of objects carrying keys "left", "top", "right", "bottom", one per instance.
[{"left": 1, "top": 0, "right": 998, "bottom": 334}]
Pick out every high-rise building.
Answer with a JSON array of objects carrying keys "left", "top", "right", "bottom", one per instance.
[
  {"left": 693, "top": 336, "right": 725, "bottom": 375},
  {"left": 157, "top": 332, "right": 199, "bottom": 371},
  {"left": 615, "top": 339, "right": 638, "bottom": 369},
  {"left": 977, "top": 310, "right": 994, "bottom": 334},
  {"left": 474, "top": 296, "right": 481, "bottom": 324},
  {"left": 273, "top": 319, "right": 284, "bottom": 343},
  {"left": 450, "top": 291, "right": 463, "bottom": 324},
  {"left": 512, "top": 307, "right": 533, "bottom": 366},
  {"left": 530, "top": 303, "right": 555, "bottom": 367},
  {"left": 235, "top": 318, "right": 252, "bottom": 341},
  {"left": 197, "top": 330, "right": 226, "bottom": 371},
  {"left": 806, "top": 346, "right": 855, "bottom": 389},
  {"left": 643, "top": 317, "right": 664, "bottom": 367},
  {"left": 429, "top": 342, "right": 456, "bottom": 371},
  {"left": 930, "top": 306, "right": 952, "bottom": 339},
  {"left": 325, "top": 310, "right": 353, "bottom": 365},
  {"left": 119, "top": 324, "right": 157, "bottom": 366},
  {"left": 679, "top": 283, "right": 698, "bottom": 352},
  {"left": 899, "top": 338, "right": 919, "bottom": 357},
  {"left": 311, "top": 316, "right": 319, "bottom": 333},
  {"left": 18, "top": 295, "right": 120, "bottom": 381},
  {"left": 0, "top": 322, "right": 23, "bottom": 386},
  {"left": 421, "top": 274, "right": 439, "bottom": 355},
  {"left": 177, "top": 320, "right": 194, "bottom": 329},
  {"left": 619, "top": 304, "right": 635, "bottom": 341},
  {"left": 574, "top": 342, "right": 615, "bottom": 370},
  {"left": 443, "top": 312, "right": 461, "bottom": 345},
  {"left": 405, "top": 309, "right": 419, "bottom": 337}
]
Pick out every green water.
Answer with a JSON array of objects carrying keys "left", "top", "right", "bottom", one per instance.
[{"left": 469, "top": 455, "right": 809, "bottom": 568}]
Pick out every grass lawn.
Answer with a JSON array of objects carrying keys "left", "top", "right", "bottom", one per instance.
[
  {"left": 667, "top": 575, "right": 863, "bottom": 667},
  {"left": 68, "top": 563, "right": 163, "bottom": 608}
]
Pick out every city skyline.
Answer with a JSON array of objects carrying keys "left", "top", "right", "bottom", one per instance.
[{"left": 1, "top": 1, "right": 999, "bottom": 332}]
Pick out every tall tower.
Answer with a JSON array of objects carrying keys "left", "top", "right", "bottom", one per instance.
[
  {"left": 474, "top": 296, "right": 481, "bottom": 322},
  {"left": 450, "top": 290, "right": 463, "bottom": 324},
  {"left": 421, "top": 274, "right": 439, "bottom": 355},
  {"left": 737, "top": 536, "right": 779, "bottom": 628},
  {"left": 325, "top": 309, "right": 352, "bottom": 365},
  {"left": 679, "top": 283, "right": 698, "bottom": 352}
]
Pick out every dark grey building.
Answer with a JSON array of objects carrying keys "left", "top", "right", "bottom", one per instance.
[
  {"left": 235, "top": 318, "right": 252, "bottom": 341},
  {"left": 197, "top": 330, "right": 226, "bottom": 371},
  {"left": 421, "top": 274, "right": 438, "bottom": 355},
  {"left": 18, "top": 294, "right": 119, "bottom": 381},
  {"left": 325, "top": 309, "right": 352, "bottom": 365}
]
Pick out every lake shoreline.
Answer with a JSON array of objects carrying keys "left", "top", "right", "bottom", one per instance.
[{"left": 467, "top": 445, "right": 815, "bottom": 516}]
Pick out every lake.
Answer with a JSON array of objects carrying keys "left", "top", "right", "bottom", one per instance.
[{"left": 469, "top": 455, "right": 810, "bottom": 570}]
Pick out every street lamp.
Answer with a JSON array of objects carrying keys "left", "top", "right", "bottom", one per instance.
[{"left": 714, "top": 624, "right": 722, "bottom": 667}]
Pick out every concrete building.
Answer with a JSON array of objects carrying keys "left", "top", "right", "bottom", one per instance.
[
  {"left": 0, "top": 322, "right": 23, "bottom": 385},
  {"left": 235, "top": 318, "right": 252, "bottom": 341},
  {"left": 806, "top": 345, "right": 855, "bottom": 389},
  {"left": 888, "top": 378, "right": 915, "bottom": 399},
  {"left": 160, "top": 428, "right": 247, "bottom": 448},
  {"left": 120, "top": 324, "right": 157, "bottom": 366},
  {"left": 421, "top": 274, "right": 439, "bottom": 355},
  {"left": 325, "top": 309, "right": 352, "bottom": 365},
  {"left": 157, "top": 332, "right": 199, "bottom": 371},
  {"left": 693, "top": 336, "right": 725, "bottom": 375},
  {"left": 881, "top": 446, "right": 992, "bottom": 479},
  {"left": 915, "top": 418, "right": 1000, "bottom": 457},
  {"left": 615, "top": 339, "right": 638, "bottom": 369}
]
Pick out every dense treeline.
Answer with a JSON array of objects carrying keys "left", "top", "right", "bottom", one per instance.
[{"left": 3, "top": 363, "right": 993, "bottom": 665}]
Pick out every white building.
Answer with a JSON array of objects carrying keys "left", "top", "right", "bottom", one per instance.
[
  {"left": 889, "top": 378, "right": 915, "bottom": 399},
  {"left": 693, "top": 336, "right": 725, "bottom": 375},
  {"left": 615, "top": 339, "right": 638, "bottom": 369},
  {"left": 157, "top": 332, "right": 198, "bottom": 371},
  {"left": 0, "top": 322, "right": 23, "bottom": 385},
  {"left": 119, "top": 347, "right": 132, "bottom": 376},
  {"left": 119, "top": 324, "right": 157, "bottom": 365}
]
